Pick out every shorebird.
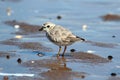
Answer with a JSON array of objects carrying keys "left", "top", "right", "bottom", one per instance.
[{"left": 39, "top": 22, "right": 85, "bottom": 56}]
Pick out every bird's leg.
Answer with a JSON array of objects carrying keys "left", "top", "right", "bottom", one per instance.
[
  {"left": 57, "top": 46, "right": 62, "bottom": 56},
  {"left": 62, "top": 46, "right": 67, "bottom": 57}
]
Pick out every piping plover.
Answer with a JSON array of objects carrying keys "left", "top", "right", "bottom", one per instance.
[{"left": 39, "top": 22, "right": 85, "bottom": 56}]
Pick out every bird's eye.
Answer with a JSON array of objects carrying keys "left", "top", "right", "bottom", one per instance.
[{"left": 47, "top": 25, "right": 50, "bottom": 28}]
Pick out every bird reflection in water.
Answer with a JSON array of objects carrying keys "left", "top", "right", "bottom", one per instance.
[
  {"left": 41, "top": 56, "right": 86, "bottom": 80},
  {"left": 42, "top": 56, "right": 73, "bottom": 80},
  {"left": 51, "top": 56, "right": 72, "bottom": 71}
]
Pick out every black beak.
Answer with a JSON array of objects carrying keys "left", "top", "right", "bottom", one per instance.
[{"left": 39, "top": 27, "right": 43, "bottom": 31}]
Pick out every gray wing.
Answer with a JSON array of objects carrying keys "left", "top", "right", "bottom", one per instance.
[{"left": 52, "top": 25, "right": 80, "bottom": 42}]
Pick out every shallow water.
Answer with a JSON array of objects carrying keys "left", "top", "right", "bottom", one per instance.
[{"left": 0, "top": 0, "right": 120, "bottom": 80}]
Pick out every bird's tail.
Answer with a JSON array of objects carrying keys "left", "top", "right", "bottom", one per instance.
[{"left": 76, "top": 36, "right": 85, "bottom": 41}]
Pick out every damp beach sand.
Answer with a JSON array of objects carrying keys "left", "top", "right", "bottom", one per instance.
[{"left": 0, "top": 0, "right": 120, "bottom": 80}]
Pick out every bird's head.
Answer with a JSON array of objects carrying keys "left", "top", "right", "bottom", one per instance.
[{"left": 39, "top": 22, "right": 55, "bottom": 32}]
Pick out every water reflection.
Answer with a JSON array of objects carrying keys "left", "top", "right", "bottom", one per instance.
[
  {"left": 50, "top": 56, "right": 72, "bottom": 71},
  {"left": 41, "top": 56, "right": 86, "bottom": 80},
  {"left": 42, "top": 56, "right": 71, "bottom": 80}
]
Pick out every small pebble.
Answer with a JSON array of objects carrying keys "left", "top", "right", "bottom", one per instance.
[
  {"left": 111, "top": 73, "right": 117, "bottom": 76},
  {"left": 112, "top": 35, "right": 116, "bottom": 38},
  {"left": 17, "top": 58, "right": 22, "bottom": 64},
  {"left": 6, "top": 55, "right": 10, "bottom": 59},
  {"left": 70, "top": 49, "right": 76, "bottom": 52},
  {"left": 108, "top": 55, "right": 113, "bottom": 60},
  {"left": 81, "top": 75, "right": 85, "bottom": 79},
  {"left": 3, "top": 76, "right": 9, "bottom": 80},
  {"left": 57, "top": 15, "right": 62, "bottom": 20}
]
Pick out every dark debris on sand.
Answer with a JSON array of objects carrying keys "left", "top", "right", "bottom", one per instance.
[
  {"left": 101, "top": 14, "right": 120, "bottom": 21},
  {"left": 4, "top": 20, "right": 42, "bottom": 35}
]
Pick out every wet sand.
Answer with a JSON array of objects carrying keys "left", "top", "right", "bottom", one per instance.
[
  {"left": 0, "top": 51, "right": 16, "bottom": 58},
  {"left": 4, "top": 20, "right": 42, "bottom": 35},
  {"left": 0, "top": 0, "right": 21, "bottom": 3},
  {"left": 0, "top": 20, "right": 118, "bottom": 80},
  {"left": 101, "top": 14, "right": 120, "bottom": 21},
  {"left": 85, "top": 40, "right": 118, "bottom": 48},
  {"left": 0, "top": 38, "right": 52, "bottom": 51},
  {"left": 22, "top": 55, "right": 89, "bottom": 80},
  {"left": 0, "top": 0, "right": 120, "bottom": 80},
  {"left": 21, "top": 52, "right": 109, "bottom": 80}
]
